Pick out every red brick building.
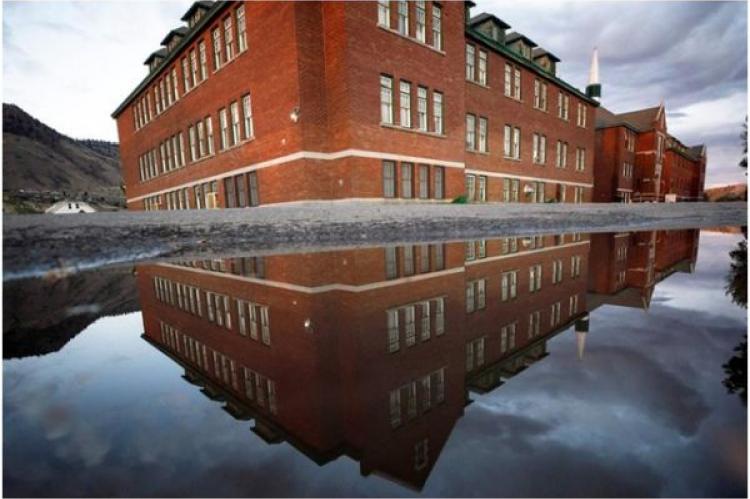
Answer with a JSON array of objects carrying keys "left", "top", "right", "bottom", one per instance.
[
  {"left": 587, "top": 229, "right": 700, "bottom": 311},
  {"left": 137, "top": 232, "right": 590, "bottom": 489},
  {"left": 113, "top": 1, "right": 599, "bottom": 211},
  {"left": 593, "top": 103, "right": 706, "bottom": 203}
]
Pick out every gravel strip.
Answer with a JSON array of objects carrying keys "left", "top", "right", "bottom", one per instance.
[{"left": 3, "top": 201, "right": 746, "bottom": 280}]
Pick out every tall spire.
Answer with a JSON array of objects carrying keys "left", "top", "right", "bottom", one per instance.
[
  {"left": 586, "top": 47, "right": 601, "bottom": 101},
  {"left": 574, "top": 314, "right": 590, "bottom": 361}
]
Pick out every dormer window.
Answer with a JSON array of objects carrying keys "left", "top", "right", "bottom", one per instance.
[
  {"left": 506, "top": 32, "right": 537, "bottom": 61},
  {"left": 469, "top": 13, "right": 510, "bottom": 44}
]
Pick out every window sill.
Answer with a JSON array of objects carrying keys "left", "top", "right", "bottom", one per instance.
[
  {"left": 189, "top": 152, "right": 218, "bottom": 167},
  {"left": 219, "top": 136, "right": 255, "bottom": 154},
  {"left": 503, "top": 156, "right": 522, "bottom": 162},
  {"left": 182, "top": 77, "right": 209, "bottom": 99},
  {"left": 504, "top": 95, "right": 523, "bottom": 104},
  {"left": 377, "top": 24, "right": 445, "bottom": 56},
  {"left": 212, "top": 51, "right": 242, "bottom": 76},
  {"left": 380, "top": 123, "right": 446, "bottom": 138},
  {"left": 467, "top": 149, "right": 490, "bottom": 156},
  {"left": 533, "top": 106, "right": 549, "bottom": 113},
  {"left": 467, "top": 79, "right": 490, "bottom": 89}
]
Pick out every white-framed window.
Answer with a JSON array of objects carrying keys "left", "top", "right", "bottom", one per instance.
[
  {"left": 380, "top": 75, "right": 393, "bottom": 124},
  {"left": 477, "top": 175, "right": 487, "bottom": 202},
  {"left": 504, "top": 125, "right": 521, "bottom": 159},
  {"left": 435, "top": 298, "right": 445, "bottom": 335},
  {"left": 219, "top": 108, "right": 229, "bottom": 150},
  {"left": 415, "top": 0, "right": 426, "bottom": 42},
  {"left": 237, "top": 5, "right": 247, "bottom": 52},
  {"left": 378, "top": 0, "right": 390, "bottom": 27},
  {"left": 569, "top": 294, "right": 579, "bottom": 315},
  {"left": 501, "top": 270, "right": 518, "bottom": 301},
  {"left": 432, "top": 4, "right": 442, "bottom": 50},
  {"left": 171, "top": 68, "right": 180, "bottom": 100},
  {"left": 383, "top": 160, "right": 396, "bottom": 198},
  {"left": 205, "top": 117, "right": 214, "bottom": 155},
  {"left": 213, "top": 28, "right": 222, "bottom": 69},
  {"left": 556, "top": 141, "right": 568, "bottom": 168},
  {"left": 577, "top": 102, "right": 587, "bottom": 127},
  {"left": 433, "top": 91, "right": 443, "bottom": 134},
  {"left": 404, "top": 305, "right": 416, "bottom": 346},
  {"left": 420, "top": 300, "right": 430, "bottom": 341},
  {"left": 417, "top": 86, "right": 428, "bottom": 131},
  {"left": 478, "top": 50, "right": 487, "bottom": 85},
  {"left": 242, "top": 94, "right": 254, "bottom": 139},
  {"left": 576, "top": 148, "right": 586, "bottom": 171},
  {"left": 389, "top": 388, "right": 401, "bottom": 427},
  {"left": 466, "top": 114, "right": 476, "bottom": 150},
  {"left": 466, "top": 44, "right": 475, "bottom": 81},
  {"left": 182, "top": 57, "right": 190, "bottom": 92},
  {"left": 230, "top": 101, "right": 240, "bottom": 146},
  {"left": 387, "top": 309, "right": 399, "bottom": 352},
  {"left": 478, "top": 117, "right": 488, "bottom": 152},
  {"left": 224, "top": 16, "right": 234, "bottom": 61},
  {"left": 533, "top": 133, "right": 547, "bottom": 164},
  {"left": 571, "top": 255, "right": 582, "bottom": 277},
  {"left": 550, "top": 302, "right": 562, "bottom": 326},
  {"left": 190, "top": 49, "right": 198, "bottom": 87},
  {"left": 528, "top": 310, "right": 541, "bottom": 336},
  {"left": 558, "top": 93, "right": 569, "bottom": 120},
  {"left": 397, "top": 0, "right": 408, "bottom": 36},
  {"left": 399, "top": 81, "right": 411, "bottom": 127},
  {"left": 199, "top": 41, "right": 208, "bottom": 80},
  {"left": 500, "top": 322, "right": 517, "bottom": 353},
  {"left": 529, "top": 264, "right": 543, "bottom": 292},
  {"left": 401, "top": 163, "right": 413, "bottom": 199},
  {"left": 197, "top": 121, "right": 206, "bottom": 158}
]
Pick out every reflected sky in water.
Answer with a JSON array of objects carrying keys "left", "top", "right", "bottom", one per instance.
[{"left": 3, "top": 230, "right": 746, "bottom": 498}]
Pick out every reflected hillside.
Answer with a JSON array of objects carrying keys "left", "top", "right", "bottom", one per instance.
[
  {"left": 135, "top": 230, "right": 699, "bottom": 491},
  {"left": 3, "top": 268, "right": 139, "bottom": 358}
]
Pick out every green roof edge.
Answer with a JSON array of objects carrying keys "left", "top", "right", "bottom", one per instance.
[
  {"left": 111, "top": 1, "right": 227, "bottom": 119},
  {"left": 466, "top": 27, "right": 600, "bottom": 107}
]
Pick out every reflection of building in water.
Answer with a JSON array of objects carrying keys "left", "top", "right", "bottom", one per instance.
[
  {"left": 587, "top": 229, "right": 700, "bottom": 311},
  {"left": 137, "top": 234, "right": 591, "bottom": 490}
]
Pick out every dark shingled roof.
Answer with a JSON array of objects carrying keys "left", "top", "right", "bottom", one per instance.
[
  {"left": 505, "top": 31, "right": 538, "bottom": 47},
  {"left": 688, "top": 145, "right": 706, "bottom": 159},
  {"left": 143, "top": 48, "right": 167, "bottom": 65},
  {"left": 595, "top": 105, "right": 661, "bottom": 132},
  {"left": 468, "top": 12, "right": 511, "bottom": 29},
  {"left": 615, "top": 106, "right": 662, "bottom": 131},
  {"left": 161, "top": 26, "right": 189, "bottom": 46},
  {"left": 532, "top": 47, "right": 560, "bottom": 62},
  {"left": 181, "top": 1, "right": 214, "bottom": 22}
]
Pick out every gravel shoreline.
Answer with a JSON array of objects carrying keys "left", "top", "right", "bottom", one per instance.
[{"left": 3, "top": 201, "right": 746, "bottom": 280}]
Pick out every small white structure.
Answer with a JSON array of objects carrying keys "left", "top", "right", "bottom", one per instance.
[{"left": 45, "top": 200, "right": 96, "bottom": 214}]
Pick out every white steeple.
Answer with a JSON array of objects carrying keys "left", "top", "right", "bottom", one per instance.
[
  {"left": 588, "top": 47, "right": 599, "bottom": 85},
  {"left": 576, "top": 331, "right": 587, "bottom": 361},
  {"left": 586, "top": 48, "right": 601, "bottom": 101}
]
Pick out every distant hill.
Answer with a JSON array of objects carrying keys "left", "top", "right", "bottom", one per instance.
[
  {"left": 704, "top": 183, "right": 747, "bottom": 202},
  {"left": 2, "top": 103, "right": 124, "bottom": 207}
]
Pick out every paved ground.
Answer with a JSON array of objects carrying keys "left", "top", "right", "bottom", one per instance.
[{"left": 3, "top": 201, "right": 746, "bottom": 280}]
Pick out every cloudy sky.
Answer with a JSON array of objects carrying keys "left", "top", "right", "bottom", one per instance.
[{"left": 3, "top": 1, "right": 747, "bottom": 186}]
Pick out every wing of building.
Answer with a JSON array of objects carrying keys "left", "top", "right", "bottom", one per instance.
[{"left": 112, "top": 1, "right": 600, "bottom": 211}]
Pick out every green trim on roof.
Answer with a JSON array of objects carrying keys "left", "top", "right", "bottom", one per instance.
[
  {"left": 466, "top": 27, "right": 599, "bottom": 106},
  {"left": 112, "top": 1, "right": 227, "bottom": 118}
]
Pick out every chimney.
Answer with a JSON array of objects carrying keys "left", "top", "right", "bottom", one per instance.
[{"left": 586, "top": 47, "right": 601, "bottom": 101}]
